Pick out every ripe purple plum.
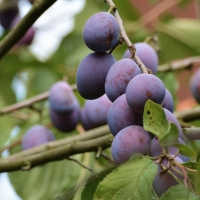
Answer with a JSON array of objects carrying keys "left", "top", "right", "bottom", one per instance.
[
  {"left": 153, "top": 156, "right": 183, "bottom": 196},
  {"left": 123, "top": 42, "right": 158, "bottom": 74},
  {"left": 107, "top": 94, "right": 143, "bottom": 136},
  {"left": 126, "top": 74, "right": 166, "bottom": 114},
  {"left": 83, "top": 12, "right": 119, "bottom": 52},
  {"left": 76, "top": 52, "right": 115, "bottom": 99},
  {"left": 81, "top": 108, "right": 94, "bottom": 131},
  {"left": 190, "top": 68, "right": 200, "bottom": 103},
  {"left": 49, "top": 81, "right": 78, "bottom": 114},
  {"left": 81, "top": 94, "right": 112, "bottom": 130},
  {"left": 161, "top": 88, "right": 174, "bottom": 113},
  {"left": 163, "top": 108, "right": 184, "bottom": 139},
  {"left": 111, "top": 125, "right": 151, "bottom": 165},
  {"left": 0, "top": 6, "right": 18, "bottom": 29},
  {"left": 150, "top": 137, "right": 189, "bottom": 162},
  {"left": 22, "top": 125, "right": 55, "bottom": 150},
  {"left": 105, "top": 58, "right": 142, "bottom": 102},
  {"left": 50, "top": 106, "right": 80, "bottom": 133}
]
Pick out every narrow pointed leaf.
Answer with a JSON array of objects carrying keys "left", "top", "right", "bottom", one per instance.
[{"left": 173, "top": 144, "right": 196, "bottom": 157}]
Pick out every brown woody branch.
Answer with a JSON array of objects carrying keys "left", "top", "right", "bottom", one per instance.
[
  {"left": 105, "top": 0, "right": 148, "bottom": 74},
  {"left": 158, "top": 56, "right": 200, "bottom": 72},
  {"left": 0, "top": 127, "right": 113, "bottom": 172}
]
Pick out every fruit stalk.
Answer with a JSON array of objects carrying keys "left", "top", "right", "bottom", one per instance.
[{"left": 105, "top": 0, "right": 148, "bottom": 73}]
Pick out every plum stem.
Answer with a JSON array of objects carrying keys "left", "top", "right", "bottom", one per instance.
[
  {"left": 67, "top": 157, "right": 93, "bottom": 172},
  {"left": 105, "top": 0, "right": 148, "bottom": 74}
]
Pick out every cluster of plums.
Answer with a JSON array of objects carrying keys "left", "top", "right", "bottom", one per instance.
[{"left": 20, "top": 11, "right": 200, "bottom": 197}]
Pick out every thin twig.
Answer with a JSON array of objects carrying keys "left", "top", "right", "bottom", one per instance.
[
  {"left": 105, "top": 0, "right": 148, "bottom": 73},
  {"left": 0, "top": 84, "right": 76, "bottom": 116},
  {"left": 101, "top": 151, "right": 114, "bottom": 163},
  {"left": 182, "top": 127, "right": 200, "bottom": 140},
  {"left": 175, "top": 106, "right": 200, "bottom": 122},
  {"left": 67, "top": 157, "right": 93, "bottom": 172},
  {"left": 184, "top": 167, "right": 197, "bottom": 173},
  {"left": 158, "top": 56, "right": 200, "bottom": 72},
  {"left": 76, "top": 124, "right": 85, "bottom": 134},
  {"left": 95, "top": 146, "right": 103, "bottom": 159},
  {"left": 109, "top": 36, "right": 124, "bottom": 54},
  {"left": 0, "top": 139, "right": 22, "bottom": 154}
]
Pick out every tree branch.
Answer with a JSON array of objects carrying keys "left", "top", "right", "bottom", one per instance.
[
  {"left": 175, "top": 106, "right": 200, "bottom": 122},
  {"left": 0, "top": 0, "right": 58, "bottom": 59},
  {"left": 105, "top": 0, "right": 148, "bottom": 74},
  {"left": 7, "top": 125, "right": 111, "bottom": 160},
  {"left": 0, "top": 84, "right": 76, "bottom": 116},
  {"left": 0, "top": 134, "right": 113, "bottom": 172},
  {"left": 182, "top": 127, "right": 200, "bottom": 140},
  {"left": 158, "top": 56, "right": 200, "bottom": 72},
  {"left": 0, "top": 55, "right": 199, "bottom": 117}
]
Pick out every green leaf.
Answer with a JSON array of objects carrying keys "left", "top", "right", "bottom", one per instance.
[
  {"left": 190, "top": 140, "right": 200, "bottom": 161},
  {"left": 158, "top": 19, "right": 200, "bottom": 63},
  {"left": 172, "top": 144, "right": 196, "bottom": 157},
  {"left": 0, "top": 116, "right": 20, "bottom": 149},
  {"left": 9, "top": 159, "right": 81, "bottom": 200},
  {"left": 182, "top": 161, "right": 197, "bottom": 170},
  {"left": 94, "top": 155, "right": 158, "bottom": 200},
  {"left": 160, "top": 184, "right": 200, "bottom": 200},
  {"left": 143, "top": 100, "right": 170, "bottom": 139},
  {"left": 195, "top": 160, "right": 200, "bottom": 195},
  {"left": 159, "top": 123, "right": 179, "bottom": 147},
  {"left": 81, "top": 167, "right": 116, "bottom": 200}
]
